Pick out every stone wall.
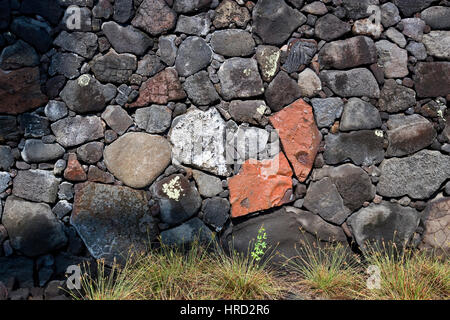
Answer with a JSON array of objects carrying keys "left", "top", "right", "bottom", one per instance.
[{"left": 0, "top": 0, "right": 449, "bottom": 296}]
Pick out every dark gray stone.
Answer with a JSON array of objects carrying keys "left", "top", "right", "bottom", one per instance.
[
  {"left": 113, "top": 0, "right": 134, "bottom": 23},
  {"left": 54, "top": 31, "right": 98, "bottom": 59},
  {"left": 265, "top": 71, "right": 301, "bottom": 112},
  {"left": 0, "top": 40, "right": 39, "bottom": 70},
  {"left": 101, "top": 105, "right": 132, "bottom": 135},
  {"left": 339, "top": 98, "right": 381, "bottom": 131},
  {"left": 380, "top": 2, "right": 401, "bottom": 28},
  {"left": 192, "top": 169, "right": 223, "bottom": 198},
  {"left": 320, "top": 68, "right": 380, "bottom": 98},
  {"left": 136, "top": 54, "right": 164, "bottom": 77},
  {"left": 414, "top": 62, "right": 450, "bottom": 98},
  {"left": 183, "top": 71, "right": 220, "bottom": 106},
  {"left": 10, "top": 17, "right": 52, "bottom": 53},
  {"left": 0, "top": 0, "right": 10, "bottom": 30},
  {"left": 175, "top": 36, "right": 212, "bottom": 77},
  {"left": 18, "top": 114, "right": 50, "bottom": 138},
  {"left": 0, "top": 116, "right": 20, "bottom": 142},
  {"left": 76, "top": 141, "right": 104, "bottom": 164},
  {"left": 161, "top": 217, "right": 214, "bottom": 248},
  {"left": 12, "top": 170, "right": 60, "bottom": 203},
  {"left": 151, "top": 174, "right": 202, "bottom": 227},
  {"left": 21, "top": 140, "right": 65, "bottom": 163},
  {"left": 49, "top": 52, "right": 84, "bottom": 79},
  {"left": 202, "top": 197, "right": 230, "bottom": 232},
  {"left": 71, "top": 182, "right": 158, "bottom": 264},
  {"left": 393, "top": 0, "right": 435, "bottom": 17},
  {"left": 0, "top": 172, "right": 10, "bottom": 193},
  {"left": 132, "top": 0, "right": 177, "bottom": 36},
  {"left": 158, "top": 35, "right": 178, "bottom": 67},
  {"left": 210, "top": 30, "right": 255, "bottom": 57},
  {"left": 377, "top": 150, "right": 450, "bottom": 199},
  {"left": 0, "top": 257, "right": 34, "bottom": 288},
  {"left": 218, "top": 57, "right": 264, "bottom": 100},
  {"left": 3, "top": 196, "right": 68, "bottom": 256},
  {"left": 252, "top": 0, "right": 306, "bottom": 45},
  {"left": 90, "top": 50, "right": 137, "bottom": 84},
  {"left": 348, "top": 201, "right": 420, "bottom": 251},
  {"left": 311, "top": 98, "right": 344, "bottom": 128},
  {"left": 135, "top": 105, "right": 172, "bottom": 133},
  {"left": 20, "top": 0, "right": 64, "bottom": 25},
  {"left": 102, "top": 21, "right": 153, "bottom": 56},
  {"left": 342, "top": 0, "right": 379, "bottom": 19},
  {"left": 44, "top": 101, "right": 68, "bottom": 122},
  {"left": 175, "top": 13, "right": 211, "bottom": 36},
  {"left": 421, "top": 6, "right": 450, "bottom": 30},
  {"left": 303, "top": 177, "right": 351, "bottom": 225},
  {"left": 0, "top": 146, "right": 14, "bottom": 171},
  {"left": 282, "top": 39, "right": 317, "bottom": 74},
  {"left": 378, "top": 79, "right": 416, "bottom": 113},
  {"left": 228, "top": 100, "right": 269, "bottom": 126},
  {"left": 324, "top": 130, "right": 385, "bottom": 166},
  {"left": 315, "top": 14, "right": 350, "bottom": 41},
  {"left": 60, "top": 75, "right": 106, "bottom": 113}
]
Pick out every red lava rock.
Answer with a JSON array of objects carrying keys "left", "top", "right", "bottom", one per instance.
[
  {"left": 228, "top": 153, "right": 293, "bottom": 218},
  {"left": 128, "top": 68, "right": 186, "bottom": 107},
  {"left": 0, "top": 67, "right": 48, "bottom": 115},
  {"left": 64, "top": 154, "right": 87, "bottom": 182},
  {"left": 269, "top": 99, "right": 322, "bottom": 182}
]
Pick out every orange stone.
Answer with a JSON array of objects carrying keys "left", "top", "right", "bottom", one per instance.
[
  {"left": 269, "top": 99, "right": 321, "bottom": 182},
  {"left": 128, "top": 68, "right": 186, "bottom": 107},
  {"left": 228, "top": 153, "right": 294, "bottom": 218},
  {"left": 64, "top": 153, "right": 87, "bottom": 182}
]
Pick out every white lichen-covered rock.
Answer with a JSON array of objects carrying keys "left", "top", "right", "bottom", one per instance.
[{"left": 169, "top": 107, "right": 231, "bottom": 176}]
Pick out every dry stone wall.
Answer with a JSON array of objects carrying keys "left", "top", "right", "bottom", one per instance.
[{"left": 0, "top": 0, "right": 449, "bottom": 297}]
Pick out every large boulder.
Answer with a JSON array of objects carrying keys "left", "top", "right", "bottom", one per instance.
[
  {"left": 103, "top": 132, "right": 172, "bottom": 188},
  {"left": 71, "top": 182, "right": 158, "bottom": 264},
  {"left": 3, "top": 196, "right": 68, "bottom": 257},
  {"left": 348, "top": 201, "right": 421, "bottom": 251}
]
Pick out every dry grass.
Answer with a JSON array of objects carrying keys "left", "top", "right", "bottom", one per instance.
[
  {"left": 71, "top": 242, "right": 283, "bottom": 300},
  {"left": 69, "top": 240, "right": 449, "bottom": 301}
]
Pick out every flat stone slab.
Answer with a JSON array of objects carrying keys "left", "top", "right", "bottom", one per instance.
[{"left": 71, "top": 182, "right": 157, "bottom": 264}]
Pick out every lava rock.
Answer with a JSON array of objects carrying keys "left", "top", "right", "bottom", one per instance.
[
  {"left": 228, "top": 100, "right": 269, "bottom": 126},
  {"left": 175, "top": 13, "right": 211, "bottom": 36},
  {"left": 54, "top": 31, "right": 98, "bottom": 59},
  {"left": 324, "top": 130, "right": 384, "bottom": 166},
  {"left": 420, "top": 197, "right": 450, "bottom": 255},
  {"left": 183, "top": 71, "right": 220, "bottom": 106},
  {"left": 422, "top": 31, "right": 450, "bottom": 60},
  {"left": 311, "top": 98, "right": 344, "bottom": 129},
  {"left": 101, "top": 105, "right": 133, "bottom": 135},
  {"left": 339, "top": 98, "right": 381, "bottom": 131},
  {"left": 414, "top": 62, "right": 450, "bottom": 98},
  {"left": 102, "top": 21, "right": 153, "bottom": 56},
  {"left": 0, "top": 40, "right": 39, "bottom": 70},
  {"left": 202, "top": 197, "right": 230, "bottom": 232},
  {"left": 21, "top": 140, "right": 65, "bottom": 163},
  {"left": 378, "top": 79, "right": 416, "bottom": 113},
  {"left": 60, "top": 74, "right": 106, "bottom": 113},
  {"left": 320, "top": 68, "right": 380, "bottom": 98},
  {"left": 192, "top": 170, "right": 223, "bottom": 198},
  {"left": 10, "top": 17, "right": 52, "bottom": 53},
  {"left": 252, "top": 0, "right": 306, "bottom": 45},
  {"left": 210, "top": 30, "right": 255, "bottom": 57},
  {"left": 136, "top": 54, "right": 165, "bottom": 77},
  {"left": 90, "top": 50, "right": 137, "bottom": 84},
  {"left": 421, "top": 6, "right": 450, "bottom": 30},
  {"left": 315, "top": 14, "right": 350, "bottom": 41},
  {"left": 132, "top": 0, "right": 177, "bottom": 35},
  {"left": 265, "top": 71, "right": 301, "bottom": 111},
  {"left": 375, "top": 40, "right": 408, "bottom": 79},
  {"left": 255, "top": 45, "right": 280, "bottom": 82},
  {"left": 378, "top": 150, "right": 450, "bottom": 199},
  {"left": 3, "top": 196, "right": 68, "bottom": 256},
  {"left": 51, "top": 115, "right": 104, "bottom": 148},
  {"left": 0, "top": 257, "right": 34, "bottom": 288},
  {"left": 213, "top": 0, "right": 250, "bottom": 29},
  {"left": 0, "top": 146, "right": 14, "bottom": 171},
  {"left": 135, "top": 105, "right": 172, "bottom": 133},
  {"left": 161, "top": 217, "right": 213, "bottom": 248},
  {"left": 12, "top": 170, "right": 60, "bottom": 203},
  {"left": 175, "top": 36, "right": 212, "bottom": 77},
  {"left": 218, "top": 57, "right": 264, "bottom": 101}
]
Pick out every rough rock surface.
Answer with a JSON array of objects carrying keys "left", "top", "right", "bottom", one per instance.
[
  {"left": 310, "top": 98, "right": 343, "bottom": 128},
  {"left": 211, "top": 30, "right": 255, "bottom": 57},
  {"left": 71, "top": 182, "right": 157, "bottom": 263},
  {"left": 192, "top": 170, "right": 223, "bottom": 198},
  {"left": 175, "top": 37, "right": 212, "bottom": 77},
  {"left": 135, "top": 105, "right": 172, "bottom": 134},
  {"left": 320, "top": 68, "right": 380, "bottom": 98},
  {"left": 414, "top": 62, "right": 450, "bottom": 98},
  {"left": 386, "top": 114, "right": 436, "bottom": 157},
  {"left": 255, "top": 45, "right": 280, "bottom": 82},
  {"left": 422, "top": 31, "right": 450, "bottom": 60},
  {"left": 131, "top": 0, "right": 176, "bottom": 36},
  {"left": 315, "top": 14, "right": 350, "bottom": 41},
  {"left": 377, "top": 150, "right": 450, "bottom": 199},
  {"left": 265, "top": 71, "right": 301, "bottom": 111},
  {"left": 104, "top": 132, "right": 172, "bottom": 188},
  {"left": 102, "top": 21, "right": 153, "bottom": 55},
  {"left": 348, "top": 201, "right": 420, "bottom": 251},
  {"left": 270, "top": 99, "right": 321, "bottom": 182},
  {"left": 218, "top": 58, "right": 264, "bottom": 100},
  {"left": 339, "top": 98, "right": 381, "bottom": 131},
  {"left": 51, "top": 116, "right": 104, "bottom": 148},
  {"left": 90, "top": 50, "right": 137, "bottom": 83},
  {"left": 161, "top": 217, "right": 213, "bottom": 247},
  {"left": 324, "top": 130, "right": 385, "bottom": 166},
  {"left": 228, "top": 153, "right": 293, "bottom": 218},
  {"left": 169, "top": 108, "right": 230, "bottom": 176},
  {"left": 183, "top": 71, "right": 220, "bottom": 106},
  {"left": 213, "top": 0, "right": 250, "bottom": 28},
  {"left": 375, "top": 40, "right": 408, "bottom": 79},
  {"left": 378, "top": 79, "right": 416, "bottom": 113},
  {"left": 21, "top": 139, "right": 65, "bottom": 163},
  {"left": 12, "top": 170, "right": 60, "bottom": 204},
  {"left": 54, "top": 31, "right": 98, "bottom": 59},
  {"left": 420, "top": 197, "right": 450, "bottom": 254}
]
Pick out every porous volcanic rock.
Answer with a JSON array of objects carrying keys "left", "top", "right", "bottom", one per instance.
[
  {"left": 420, "top": 196, "right": 450, "bottom": 255},
  {"left": 131, "top": 0, "right": 177, "bottom": 36}
]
